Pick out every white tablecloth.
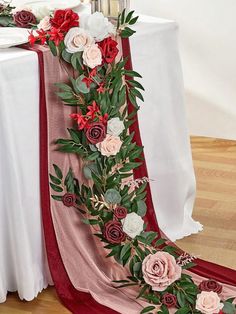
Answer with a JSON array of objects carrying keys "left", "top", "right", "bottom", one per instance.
[{"left": 0, "top": 6, "right": 202, "bottom": 303}]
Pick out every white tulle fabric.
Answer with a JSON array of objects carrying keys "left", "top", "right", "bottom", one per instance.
[{"left": 0, "top": 49, "right": 52, "bottom": 303}]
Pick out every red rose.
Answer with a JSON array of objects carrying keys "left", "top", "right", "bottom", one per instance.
[
  {"left": 50, "top": 9, "right": 79, "bottom": 32},
  {"left": 98, "top": 37, "right": 119, "bottom": 64},
  {"left": 114, "top": 206, "right": 128, "bottom": 219},
  {"left": 104, "top": 221, "right": 126, "bottom": 244},
  {"left": 199, "top": 280, "right": 223, "bottom": 294},
  {"left": 14, "top": 10, "right": 37, "bottom": 28},
  {"left": 86, "top": 122, "right": 106, "bottom": 144},
  {"left": 162, "top": 293, "right": 177, "bottom": 308},
  {"left": 62, "top": 193, "right": 76, "bottom": 207}
]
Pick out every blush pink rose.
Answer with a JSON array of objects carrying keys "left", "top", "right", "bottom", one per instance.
[
  {"left": 142, "top": 252, "right": 182, "bottom": 291},
  {"left": 196, "top": 291, "right": 224, "bottom": 314},
  {"left": 96, "top": 134, "right": 122, "bottom": 157},
  {"left": 38, "top": 16, "right": 51, "bottom": 31},
  {"left": 82, "top": 43, "right": 102, "bottom": 69}
]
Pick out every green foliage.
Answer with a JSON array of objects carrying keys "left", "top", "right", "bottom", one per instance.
[
  {"left": 223, "top": 301, "right": 236, "bottom": 314},
  {"left": 104, "top": 189, "right": 122, "bottom": 204},
  {"left": 43, "top": 10, "right": 232, "bottom": 314},
  {"left": 118, "top": 10, "right": 138, "bottom": 38}
]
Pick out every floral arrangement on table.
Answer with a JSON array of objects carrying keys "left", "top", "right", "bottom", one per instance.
[{"left": 3, "top": 3, "right": 234, "bottom": 313}]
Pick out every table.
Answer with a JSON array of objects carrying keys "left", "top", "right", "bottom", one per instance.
[{"left": 0, "top": 7, "right": 201, "bottom": 303}]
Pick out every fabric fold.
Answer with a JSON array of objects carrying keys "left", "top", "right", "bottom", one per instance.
[{"left": 29, "top": 39, "right": 235, "bottom": 313}]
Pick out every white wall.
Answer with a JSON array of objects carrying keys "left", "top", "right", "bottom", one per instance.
[{"left": 131, "top": 0, "right": 236, "bottom": 140}]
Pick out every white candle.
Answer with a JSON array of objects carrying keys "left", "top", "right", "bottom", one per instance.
[
  {"left": 109, "top": 0, "right": 119, "bottom": 18},
  {"left": 101, "top": 0, "right": 109, "bottom": 17}
]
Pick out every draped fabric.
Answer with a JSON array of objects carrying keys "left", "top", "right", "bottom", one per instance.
[{"left": 29, "top": 40, "right": 235, "bottom": 313}]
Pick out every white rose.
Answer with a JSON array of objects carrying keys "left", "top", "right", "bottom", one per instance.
[
  {"left": 64, "top": 27, "right": 94, "bottom": 53},
  {"left": 107, "top": 118, "right": 125, "bottom": 136},
  {"left": 32, "top": 6, "right": 51, "bottom": 21},
  {"left": 80, "top": 12, "right": 115, "bottom": 42},
  {"left": 122, "top": 212, "right": 144, "bottom": 239},
  {"left": 38, "top": 16, "right": 51, "bottom": 31},
  {"left": 96, "top": 134, "right": 122, "bottom": 157},
  {"left": 82, "top": 43, "right": 102, "bottom": 69},
  {"left": 196, "top": 291, "right": 224, "bottom": 314}
]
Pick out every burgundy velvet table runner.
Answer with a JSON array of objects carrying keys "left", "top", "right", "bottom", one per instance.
[{"left": 21, "top": 40, "right": 236, "bottom": 313}]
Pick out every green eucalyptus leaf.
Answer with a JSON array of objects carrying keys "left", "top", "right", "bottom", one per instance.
[
  {"left": 136, "top": 200, "right": 147, "bottom": 217},
  {"left": 62, "top": 49, "right": 72, "bottom": 63},
  {"left": 105, "top": 189, "right": 122, "bottom": 204},
  {"left": 75, "top": 75, "right": 90, "bottom": 94},
  {"left": 223, "top": 302, "right": 236, "bottom": 314},
  {"left": 83, "top": 166, "right": 92, "bottom": 180}
]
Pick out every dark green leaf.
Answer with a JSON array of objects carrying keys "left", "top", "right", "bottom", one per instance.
[
  {"left": 50, "top": 183, "right": 63, "bottom": 193},
  {"left": 53, "top": 164, "right": 63, "bottom": 179},
  {"left": 64, "top": 168, "right": 74, "bottom": 193},
  {"left": 175, "top": 307, "right": 191, "bottom": 314},
  {"left": 129, "top": 16, "right": 139, "bottom": 25},
  {"left": 177, "top": 291, "right": 186, "bottom": 308},
  {"left": 125, "top": 10, "right": 135, "bottom": 23},
  {"left": 155, "top": 238, "right": 167, "bottom": 247},
  {"left": 82, "top": 219, "right": 100, "bottom": 225},
  {"left": 124, "top": 70, "right": 142, "bottom": 78},
  {"left": 87, "top": 152, "right": 100, "bottom": 161},
  {"left": 140, "top": 306, "right": 156, "bottom": 314},
  {"left": 120, "top": 243, "right": 131, "bottom": 260},
  {"left": 48, "top": 40, "right": 57, "bottom": 56},
  {"left": 51, "top": 195, "right": 63, "bottom": 201},
  {"left": 50, "top": 174, "right": 61, "bottom": 185}
]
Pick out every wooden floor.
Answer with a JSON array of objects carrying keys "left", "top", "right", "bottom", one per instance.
[
  {"left": 1, "top": 136, "right": 236, "bottom": 314},
  {"left": 177, "top": 137, "right": 236, "bottom": 269}
]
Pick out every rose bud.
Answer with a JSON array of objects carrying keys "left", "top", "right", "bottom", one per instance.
[
  {"left": 114, "top": 206, "right": 128, "bottom": 219},
  {"left": 162, "top": 293, "right": 177, "bottom": 308},
  {"left": 62, "top": 193, "right": 76, "bottom": 207}
]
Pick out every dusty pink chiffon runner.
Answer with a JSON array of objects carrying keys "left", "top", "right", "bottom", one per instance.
[{"left": 24, "top": 40, "right": 236, "bottom": 313}]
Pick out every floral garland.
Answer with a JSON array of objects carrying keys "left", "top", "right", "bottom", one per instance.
[{"left": 21, "top": 6, "right": 236, "bottom": 314}]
